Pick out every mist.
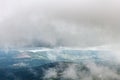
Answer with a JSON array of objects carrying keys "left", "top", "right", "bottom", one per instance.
[{"left": 0, "top": 0, "right": 120, "bottom": 49}]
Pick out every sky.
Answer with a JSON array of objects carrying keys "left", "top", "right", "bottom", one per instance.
[{"left": 0, "top": 0, "right": 120, "bottom": 49}]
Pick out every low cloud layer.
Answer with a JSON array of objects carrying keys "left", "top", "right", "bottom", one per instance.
[
  {"left": 44, "top": 62, "right": 120, "bottom": 80},
  {"left": 0, "top": 0, "right": 120, "bottom": 48}
]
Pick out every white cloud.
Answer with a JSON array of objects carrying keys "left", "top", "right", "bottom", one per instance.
[
  {"left": 44, "top": 68, "right": 57, "bottom": 79},
  {"left": 0, "top": 0, "right": 120, "bottom": 49},
  {"left": 44, "top": 61, "right": 120, "bottom": 80}
]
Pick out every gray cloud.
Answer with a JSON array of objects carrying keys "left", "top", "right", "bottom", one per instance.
[{"left": 0, "top": 0, "right": 120, "bottom": 48}]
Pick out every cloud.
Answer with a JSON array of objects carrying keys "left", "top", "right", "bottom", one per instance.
[
  {"left": 0, "top": 0, "right": 120, "bottom": 48},
  {"left": 12, "top": 62, "right": 28, "bottom": 67},
  {"left": 43, "top": 61, "right": 120, "bottom": 80},
  {"left": 44, "top": 68, "right": 57, "bottom": 79}
]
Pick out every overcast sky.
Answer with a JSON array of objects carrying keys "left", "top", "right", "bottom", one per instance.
[{"left": 0, "top": 0, "right": 120, "bottom": 48}]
